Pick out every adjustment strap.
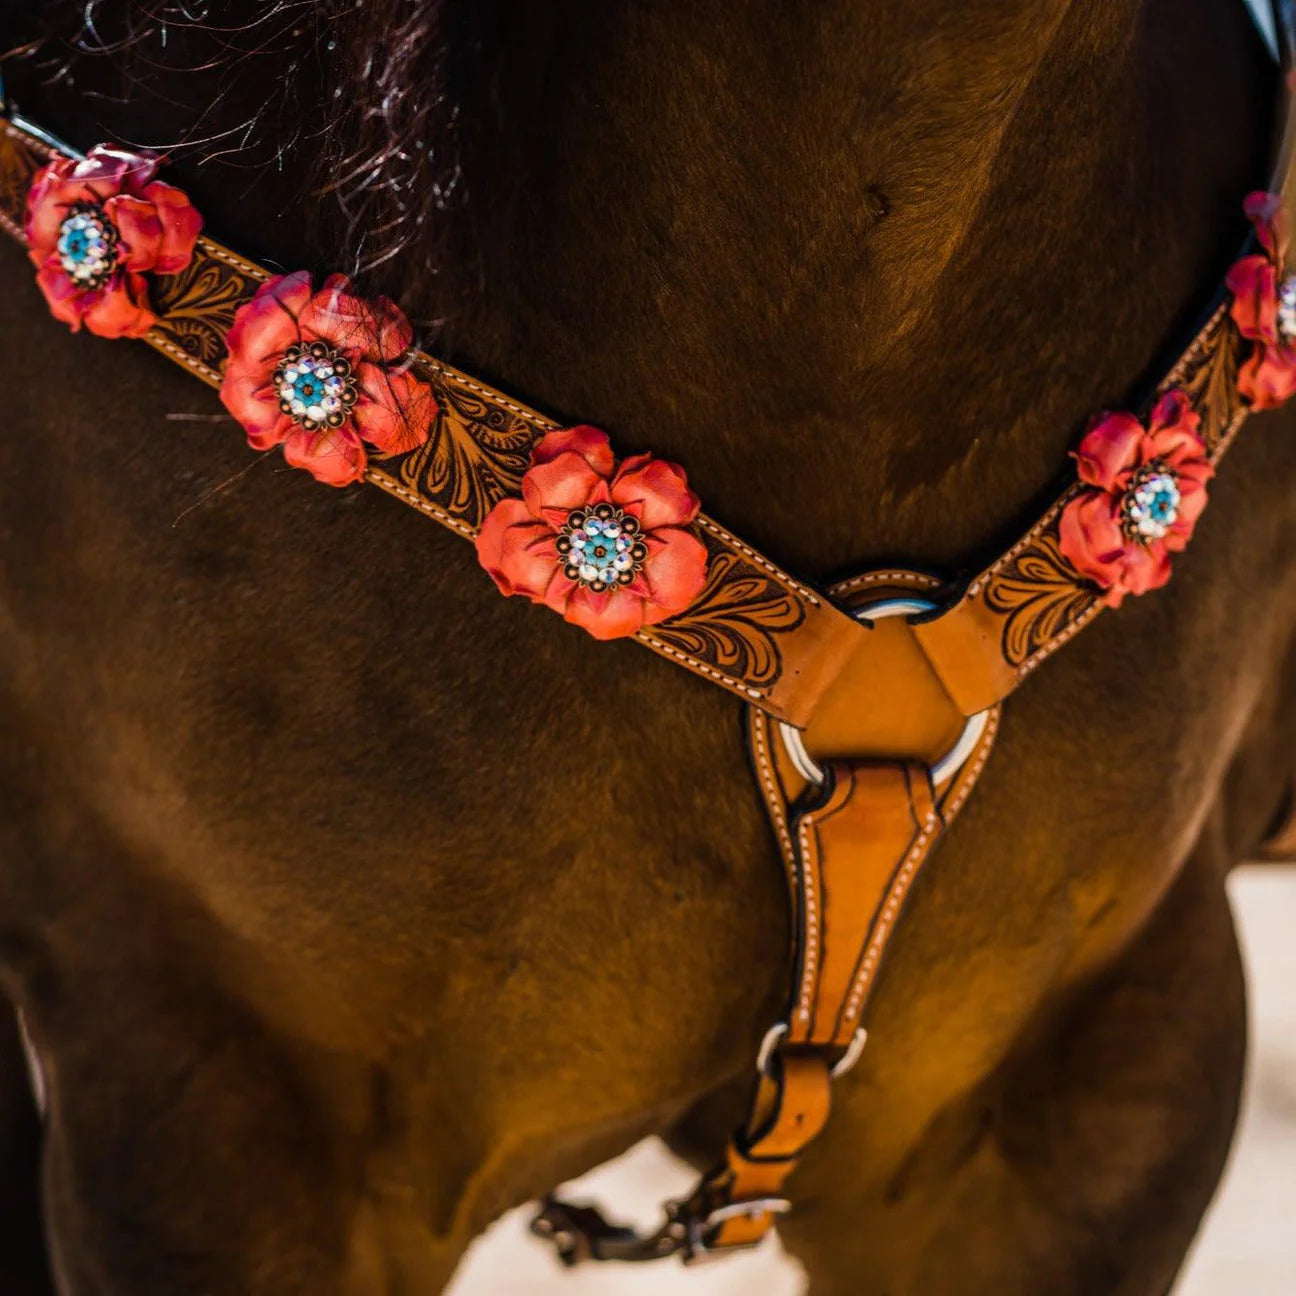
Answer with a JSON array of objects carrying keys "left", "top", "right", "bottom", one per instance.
[{"left": 533, "top": 708, "right": 999, "bottom": 1265}]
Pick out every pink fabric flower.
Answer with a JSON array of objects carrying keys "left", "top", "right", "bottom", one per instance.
[
  {"left": 475, "top": 426, "right": 709, "bottom": 640},
  {"left": 1058, "top": 390, "right": 1214, "bottom": 607},
  {"left": 1226, "top": 190, "right": 1296, "bottom": 410},
  {"left": 25, "top": 145, "right": 203, "bottom": 339},
  {"left": 219, "top": 271, "right": 436, "bottom": 487}
]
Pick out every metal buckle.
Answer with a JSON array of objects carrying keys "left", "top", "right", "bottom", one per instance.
[
  {"left": 777, "top": 596, "right": 991, "bottom": 788},
  {"left": 677, "top": 1196, "right": 792, "bottom": 1263}
]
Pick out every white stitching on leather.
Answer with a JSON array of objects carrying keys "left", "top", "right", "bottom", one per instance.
[
  {"left": 641, "top": 640, "right": 767, "bottom": 699},
  {"left": 830, "top": 569, "right": 942, "bottom": 597},
  {"left": 143, "top": 333, "right": 222, "bottom": 387},
  {"left": 840, "top": 708, "right": 1000, "bottom": 1024},
  {"left": 795, "top": 816, "right": 820, "bottom": 1024},
  {"left": 752, "top": 716, "right": 798, "bottom": 892},
  {"left": 696, "top": 518, "right": 822, "bottom": 605},
  {"left": 419, "top": 358, "right": 558, "bottom": 431},
  {"left": 364, "top": 472, "right": 478, "bottom": 538},
  {"left": 198, "top": 238, "right": 269, "bottom": 281}
]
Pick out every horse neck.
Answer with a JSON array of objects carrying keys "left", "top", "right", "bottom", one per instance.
[{"left": 6, "top": 0, "right": 1273, "bottom": 576}]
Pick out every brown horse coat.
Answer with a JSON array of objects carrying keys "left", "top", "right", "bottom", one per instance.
[{"left": 0, "top": 0, "right": 1293, "bottom": 1291}]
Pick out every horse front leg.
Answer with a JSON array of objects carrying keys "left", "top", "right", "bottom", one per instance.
[{"left": 0, "top": 994, "right": 51, "bottom": 1294}]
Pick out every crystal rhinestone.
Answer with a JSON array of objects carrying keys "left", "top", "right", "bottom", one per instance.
[
  {"left": 1120, "top": 463, "right": 1181, "bottom": 543},
  {"left": 272, "top": 342, "right": 359, "bottom": 432},
  {"left": 556, "top": 505, "right": 647, "bottom": 591},
  {"left": 1279, "top": 275, "right": 1296, "bottom": 342},
  {"left": 55, "top": 203, "right": 120, "bottom": 290}
]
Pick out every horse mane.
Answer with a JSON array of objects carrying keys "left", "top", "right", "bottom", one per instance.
[{"left": 1, "top": 0, "right": 467, "bottom": 283}]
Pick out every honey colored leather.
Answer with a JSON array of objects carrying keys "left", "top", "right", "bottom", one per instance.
[
  {"left": 786, "top": 762, "right": 938, "bottom": 1048},
  {"left": 706, "top": 1055, "right": 833, "bottom": 1250},
  {"left": 801, "top": 618, "right": 966, "bottom": 765}
]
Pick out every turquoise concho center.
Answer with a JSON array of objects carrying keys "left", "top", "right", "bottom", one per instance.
[
  {"left": 1121, "top": 462, "right": 1180, "bottom": 543},
  {"left": 555, "top": 504, "right": 648, "bottom": 590},
  {"left": 272, "top": 342, "right": 360, "bottom": 433},
  {"left": 56, "top": 203, "right": 120, "bottom": 290}
]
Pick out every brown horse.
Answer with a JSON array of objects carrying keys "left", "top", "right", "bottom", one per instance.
[{"left": 0, "top": 0, "right": 1293, "bottom": 1291}]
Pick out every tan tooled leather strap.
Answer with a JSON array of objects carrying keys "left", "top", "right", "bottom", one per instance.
[
  {"left": 0, "top": 117, "right": 873, "bottom": 730},
  {"left": 0, "top": 105, "right": 1273, "bottom": 742}
]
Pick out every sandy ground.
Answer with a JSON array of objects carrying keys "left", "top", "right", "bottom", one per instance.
[{"left": 447, "top": 866, "right": 1296, "bottom": 1294}]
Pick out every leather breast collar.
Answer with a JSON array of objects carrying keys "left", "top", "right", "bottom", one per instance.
[{"left": 2, "top": 0, "right": 1294, "bottom": 1269}]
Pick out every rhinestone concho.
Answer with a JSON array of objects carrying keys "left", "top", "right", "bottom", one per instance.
[
  {"left": 555, "top": 504, "right": 647, "bottom": 590},
  {"left": 272, "top": 342, "right": 360, "bottom": 432},
  {"left": 1120, "top": 462, "right": 1181, "bottom": 543},
  {"left": 56, "top": 203, "right": 120, "bottom": 290},
  {"left": 1278, "top": 274, "right": 1296, "bottom": 342}
]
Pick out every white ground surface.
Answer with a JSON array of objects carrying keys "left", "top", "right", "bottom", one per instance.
[{"left": 447, "top": 867, "right": 1296, "bottom": 1294}]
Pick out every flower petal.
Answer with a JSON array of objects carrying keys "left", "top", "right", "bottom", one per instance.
[
  {"left": 139, "top": 180, "right": 204, "bottom": 274},
  {"left": 1113, "top": 541, "right": 1172, "bottom": 603},
  {"left": 1071, "top": 412, "right": 1144, "bottom": 491},
  {"left": 220, "top": 363, "right": 292, "bottom": 449},
  {"left": 79, "top": 271, "right": 156, "bottom": 338},
  {"left": 1237, "top": 343, "right": 1296, "bottom": 410},
  {"left": 1058, "top": 490, "right": 1128, "bottom": 589},
  {"left": 638, "top": 527, "right": 709, "bottom": 622},
  {"left": 297, "top": 273, "right": 414, "bottom": 361},
  {"left": 1146, "top": 389, "right": 1198, "bottom": 437},
  {"left": 1243, "top": 190, "right": 1287, "bottom": 262},
  {"left": 562, "top": 585, "right": 647, "bottom": 640},
  {"left": 34, "top": 262, "right": 87, "bottom": 330},
  {"left": 74, "top": 145, "right": 161, "bottom": 198},
  {"left": 1226, "top": 254, "right": 1279, "bottom": 342},
  {"left": 1164, "top": 474, "right": 1211, "bottom": 547},
  {"left": 476, "top": 500, "right": 560, "bottom": 599},
  {"left": 522, "top": 450, "right": 606, "bottom": 523},
  {"left": 106, "top": 194, "right": 163, "bottom": 271},
  {"left": 281, "top": 424, "right": 367, "bottom": 486},
  {"left": 1149, "top": 428, "right": 1206, "bottom": 471},
  {"left": 224, "top": 271, "right": 311, "bottom": 369},
  {"left": 24, "top": 163, "right": 80, "bottom": 258},
  {"left": 610, "top": 454, "right": 701, "bottom": 531},
  {"left": 352, "top": 362, "right": 436, "bottom": 455},
  {"left": 530, "top": 426, "right": 616, "bottom": 475}
]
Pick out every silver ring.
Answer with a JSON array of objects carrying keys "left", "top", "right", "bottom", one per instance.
[
  {"left": 777, "top": 597, "right": 990, "bottom": 788},
  {"left": 755, "top": 1021, "right": 867, "bottom": 1080}
]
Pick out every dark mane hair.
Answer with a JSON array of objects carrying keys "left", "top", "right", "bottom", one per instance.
[{"left": 1, "top": 0, "right": 467, "bottom": 285}]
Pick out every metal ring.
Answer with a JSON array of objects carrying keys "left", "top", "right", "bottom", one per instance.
[
  {"left": 830, "top": 1027, "right": 869, "bottom": 1078},
  {"left": 755, "top": 1021, "right": 788, "bottom": 1077},
  {"left": 756, "top": 1021, "right": 868, "bottom": 1080},
  {"left": 777, "top": 597, "right": 990, "bottom": 788}
]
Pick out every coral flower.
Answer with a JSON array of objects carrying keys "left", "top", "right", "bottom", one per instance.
[
  {"left": 475, "top": 425, "right": 710, "bottom": 640},
  {"left": 25, "top": 144, "right": 203, "bottom": 338},
  {"left": 219, "top": 271, "right": 435, "bottom": 487},
  {"left": 1058, "top": 390, "right": 1214, "bottom": 607},
  {"left": 1225, "top": 190, "right": 1296, "bottom": 410}
]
